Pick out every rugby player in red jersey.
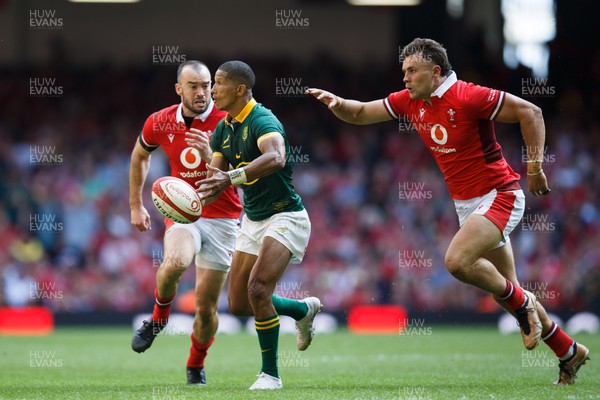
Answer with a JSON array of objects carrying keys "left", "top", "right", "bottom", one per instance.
[
  {"left": 307, "top": 38, "right": 589, "bottom": 385},
  {"left": 129, "top": 60, "right": 242, "bottom": 385}
]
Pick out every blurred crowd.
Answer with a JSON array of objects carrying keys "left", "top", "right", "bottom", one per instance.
[{"left": 1, "top": 35, "right": 599, "bottom": 317}]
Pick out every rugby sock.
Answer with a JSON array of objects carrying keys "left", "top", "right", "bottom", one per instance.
[
  {"left": 255, "top": 314, "right": 280, "bottom": 378},
  {"left": 187, "top": 334, "right": 215, "bottom": 368},
  {"left": 272, "top": 294, "right": 308, "bottom": 320},
  {"left": 499, "top": 279, "right": 526, "bottom": 311},
  {"left": 151, "top": 288, "right": 175, "bottom": 324},
  {"left": 542, "top": 322, "right": 575, "bottom": 359}
]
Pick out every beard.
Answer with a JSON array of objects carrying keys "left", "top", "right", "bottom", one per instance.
[{"left": 184, "top": 97, "right": 208, "bottom": 115}]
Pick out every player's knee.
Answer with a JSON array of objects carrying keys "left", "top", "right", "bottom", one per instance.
[
  {"left": 159, "top": 254, "right": 191, "bottom": 276},
  {"left": 247, "top": 277, "right": 269, "bottom": 305},
  {"left": 195, "top": 303, "right": 217, "bottom": 322},
  {"left": 445, "top": 252, "right": 468, "bottom": 279}
]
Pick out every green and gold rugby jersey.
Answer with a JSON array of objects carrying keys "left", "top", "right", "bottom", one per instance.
[{"left": 211, "top": 98, "right": 304, "bottom": 221}]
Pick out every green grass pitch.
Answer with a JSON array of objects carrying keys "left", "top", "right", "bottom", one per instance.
[{"left": 0, "top": 326, "right": 598, "bottom": 399}]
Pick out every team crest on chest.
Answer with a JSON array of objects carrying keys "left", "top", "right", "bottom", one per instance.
[
  {"left": 242, "top": 127, "right": 248, "bottom": 141},
  {"left": 447, "top": 108, "right": 456, "bottom": 122}
]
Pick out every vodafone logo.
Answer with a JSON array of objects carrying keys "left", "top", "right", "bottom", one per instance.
[
  {"left": 164, "top": 181, "right": 200, "bottom": 211},
  {"left": 180, "top": 147, "right": 201, "bottom": 169},
  {"left": 430, "top": 124, "right": 448, "bottom": 145}
]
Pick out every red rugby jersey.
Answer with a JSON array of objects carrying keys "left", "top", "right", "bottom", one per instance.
[
  {"left": 384, "top": 72, "right": 520, "bottom": 200},
  {"left": 140, "top": 101, "right": 242, "bottom": 219}
]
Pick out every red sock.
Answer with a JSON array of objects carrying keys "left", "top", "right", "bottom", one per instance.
[
  {"left": 542, "top": 322, "right": 573, "bottom": 358},
  {"left": 151, "top": 288, "right": 176, "bottom": 324},
  {"left": 186, "top": 334, "right": 215, "bottom": 368},
  {"left": 499, "top": 279, "right": 525, "bottom": 311}
]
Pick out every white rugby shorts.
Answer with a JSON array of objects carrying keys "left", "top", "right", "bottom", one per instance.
[
  {"left": 453, "top": 189, "right": 525, "bottom": 248},
  {"left": 235, "top": 209, "right": 311, "bottom": 264},
  {"left": 166, "top": 218, "right": 239, "bottom": 272}
]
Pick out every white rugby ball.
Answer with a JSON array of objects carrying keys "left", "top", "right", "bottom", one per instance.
[{"left": 151, "top": 176, "right": 202, "bottom": 224}]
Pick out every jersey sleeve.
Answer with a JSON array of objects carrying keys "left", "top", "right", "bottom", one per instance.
[
  {"left": 463, "top": 84, "right": 506, "bottom": 121},
  {"left": 139, "top": 114, "right": 160, "bottom": 152},
  {"left": 252, "top": 114, "right": 285, "bottom": 144},
  {"left": 384, "top": 90, "right": 410, "bottom": 119}
]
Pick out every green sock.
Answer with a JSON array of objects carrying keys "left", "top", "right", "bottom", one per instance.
[
  {"left": 255, "top": 314, "right": 280, "bottom": 378},
  {"left": 272, "top": 294, "right": 308, "bottom": 320}
]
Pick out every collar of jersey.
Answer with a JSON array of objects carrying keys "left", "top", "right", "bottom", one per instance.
[
  {"left": 175, "top": 99, "right": 214, "bottom": 124},
  {"left": 431, "top": 71, "right": 457, "bottom": 99},
  {"left": 225, "top": 98, "right": 257, "bottom": 126}
]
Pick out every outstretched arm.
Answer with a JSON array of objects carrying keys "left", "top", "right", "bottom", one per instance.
[
  {"left": 306, "top": 88, "right": 392, "bottom": 125},
  {"left": 496, "top": 93, "right": 550, "bottom": 197}
]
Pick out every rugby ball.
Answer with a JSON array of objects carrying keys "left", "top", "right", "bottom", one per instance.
[{"left": 151, "top": 177, "right": 202, "bottom": 224}]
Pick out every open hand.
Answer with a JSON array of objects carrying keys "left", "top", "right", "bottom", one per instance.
[{"left": 306, "top": 88, "right": 342, "bottom": 109}]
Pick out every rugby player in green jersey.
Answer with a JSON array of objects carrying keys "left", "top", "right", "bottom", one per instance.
[{"left": 191, "top": 60, "right": 321, "bottom": 390}]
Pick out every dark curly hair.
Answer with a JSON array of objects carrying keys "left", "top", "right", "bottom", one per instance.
[{"left": 400, "top": 38, "right": 452, "bottom": 75}]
